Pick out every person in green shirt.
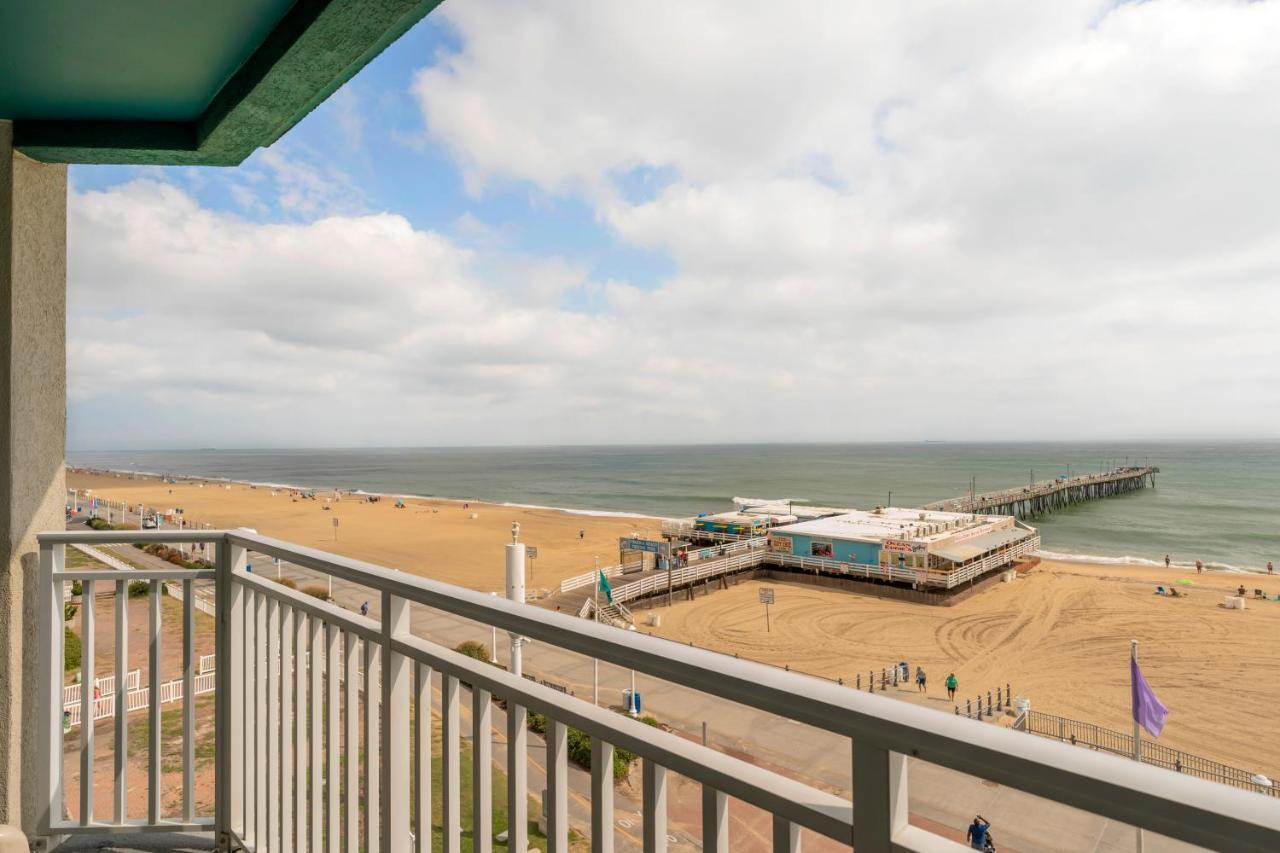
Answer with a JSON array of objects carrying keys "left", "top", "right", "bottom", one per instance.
[{"left": 946, "top": 673, "right": 958, "bottom": 701}]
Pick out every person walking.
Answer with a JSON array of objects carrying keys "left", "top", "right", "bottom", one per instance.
[
  {"left": 1195, "top": 559, "right": 1203, "bottom": 575},
  {"left": 967, "top": 815, "right": 991, "bottom": 850},
  {"left": 1268, "top": 561, "right": 1273, "bottom": 575},
  {"left": 1164, "top": 554, "right": 1170, "bottom": 568},
  {"left": 946, "top": 672, "right": 958, "bottom": 701},
  {"left": 916, "top": 666, "right": 927, "bottom": 693},
  {"left": 359, "top": 601, "right": 369, "bottom": 617}
]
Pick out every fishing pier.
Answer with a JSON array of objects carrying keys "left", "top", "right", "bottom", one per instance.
[{"left": 923, "top": 466, "right": 1159, "bottom": 518}]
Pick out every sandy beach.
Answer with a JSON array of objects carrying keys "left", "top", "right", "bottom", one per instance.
[
  {"left": 68, "top": 468, "right": 1280, "bottom": 780},
  {"left": 639, "top": 563, "right": 1280, "bottom": 777},
  {"left": 69, "top": 469, "right": 659, "bottom": 594}
]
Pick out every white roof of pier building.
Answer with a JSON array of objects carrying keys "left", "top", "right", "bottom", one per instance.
[
  {"left": 770, "top": 507, "right": 1031, "bottom": 553},
  {"left": 733, "top": 498, "right": 853, "bottom": 520}
]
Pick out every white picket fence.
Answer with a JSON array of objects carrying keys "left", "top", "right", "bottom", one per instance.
[
  {"left": 64, "top": 670, "right": 218, "bottom": 728},
  {"left": 63, "top": 670, "right": 141, "bottom": 707},
  {"left": 164, "top": 578, "right": 217, "bottom": 619}
]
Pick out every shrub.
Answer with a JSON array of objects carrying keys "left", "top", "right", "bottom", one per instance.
[
  {"left": 521, "top": 709, "right": 651, "bottom": 780},
  {"left": 85, "top": 517, "right": 113, "bottom": 531},
  {"left": 166, "top": 552, "right": 187, "bottom": 566},
  {"left": 301, "top": 585, "right": 329, "bottom": 600},
  {"left": 70, "top": 580, "right": 83, "bottom": 597},
  {"left": 278, "top": 578, "right": 298, "bottom": 590},
  {"left": 64, "top": 628, "right": 81, "bottom": 672},
  {"left": 455, "top": 641, "right": 491, "bottom": 663},
  {"left": 128, "top": 580, "right": 150, "bottom": 598}
]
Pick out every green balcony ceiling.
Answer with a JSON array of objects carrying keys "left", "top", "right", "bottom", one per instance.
[{"left": 0, "top": 0, "right": 441, "bottom": 166}]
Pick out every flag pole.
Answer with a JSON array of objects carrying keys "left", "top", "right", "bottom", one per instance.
[
  {"left": 593, "top": 555, "right": 600, "bottom": 622},
  {"left": 1132, "top": 639, "right": 1144, "bottom": 853}
]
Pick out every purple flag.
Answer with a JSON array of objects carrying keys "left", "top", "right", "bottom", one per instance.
[{"left": 1131, "top": 656, "right": 1169, "bottom": 738}]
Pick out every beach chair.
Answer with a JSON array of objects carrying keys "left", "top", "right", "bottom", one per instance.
[
  {"left": 1168, "top": 588, "right": 1181, "bottom": 598},
  {"left": 1155, "top": 586, "right": 1165, "bottom": 595},
  {"left": 1255, "top": 589, "right": 1267, "bottom": 599}
]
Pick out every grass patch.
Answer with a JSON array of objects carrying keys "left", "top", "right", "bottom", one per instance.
[
  {"left": 427, "top": 715, "right": 550, "bottom": 852},
  {"left": 65, "top": 549, "right": 104, "bottom": 570},
  {"left": 64, "top": 628, "right": 81, "bottom": 672}
]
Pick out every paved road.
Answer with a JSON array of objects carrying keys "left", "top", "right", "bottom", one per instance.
[{"left": 73, "top": 513, "right": 1199, "bottom": 852}]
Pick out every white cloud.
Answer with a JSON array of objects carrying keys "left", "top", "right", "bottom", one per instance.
[
  {"left": 403, "top": 0, "right": 1280, "bottom": 438},
  {"left": 68, "top": 2, "right": 1280, "bottom": 448}
]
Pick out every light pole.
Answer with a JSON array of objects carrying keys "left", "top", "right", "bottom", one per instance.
[{"left": 506, "top": 523, "right": 525, "bottom": 676}]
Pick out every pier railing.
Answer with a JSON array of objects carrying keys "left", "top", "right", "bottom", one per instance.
[
  {"left": 1017, "top": 709, "right": 1278, "bottom": 798},
  {"left": 659, "top": 520, "right": 762, "bottom": 543},
  {"left": 924, "top": 467, "right": 1158, "bottom": 517},
  {"left": 36, "top": 528, "right": 1280, "bottom": 852}
]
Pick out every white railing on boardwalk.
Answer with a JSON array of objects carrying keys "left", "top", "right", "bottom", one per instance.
[
  {"left": 608, "top": 548, "right": 767, "bottom": 605},
  {"left": 36, "top": 528, "right": 1280, "bottom": 853},
  {"left": 559, "top": 562, "right": 626, "bottom": 593}
]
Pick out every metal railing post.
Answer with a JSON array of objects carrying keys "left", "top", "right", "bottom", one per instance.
[
  {"left": 641, "top": 759, "right": 667, "bottom": 853},
  {"left": 591, "top": 740, "right": 614, "bottom": 853},
  {"left": 213, "top": 535, "right": 243, "bottom": 845},
  {"left": 37, "top": 542, "right": 65, "bottom": 841},
  {"left": 852, "top": 743, "right": 907, "bottom": 850},
  {"left": 701, "top": 786, "right": 728, "bottom": 853},
  {"left": 381, "top": 591, "right": 412, "bottom": 852}
]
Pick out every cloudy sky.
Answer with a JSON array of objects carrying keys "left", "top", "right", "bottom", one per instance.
[{"left": 68, "top": 0, "right": 1280, "bottom": 450}]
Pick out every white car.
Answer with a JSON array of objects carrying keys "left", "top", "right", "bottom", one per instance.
[{"left": 141, "top": 516, "right": 158, "bottom": 529}]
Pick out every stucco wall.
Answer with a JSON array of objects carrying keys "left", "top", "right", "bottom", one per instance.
[{"left": 0, "top": 120, "right": 68, "bottom": 833}]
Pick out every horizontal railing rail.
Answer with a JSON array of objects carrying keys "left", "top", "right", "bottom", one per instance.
[{"left": 36, "top": 528, "right": 1280, "bottom": 853}]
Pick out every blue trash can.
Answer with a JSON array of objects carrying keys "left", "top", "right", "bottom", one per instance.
[{"left": 623, "top": 689, "right": 642, "bottom": 715}]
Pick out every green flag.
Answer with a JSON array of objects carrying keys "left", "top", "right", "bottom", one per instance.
[{"left": 598, "top": 570, "right": 614, "bottom": 604}]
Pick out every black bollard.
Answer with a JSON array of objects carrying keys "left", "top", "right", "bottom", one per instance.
[
  {"left": 785, "top": 663, "right": 790, "bottom": 671},
  {"left": 986, "top": 691, "right": 993, "bottom": 716},
  {"left": 838, "top": 677, "right": 843, "bottom": 686},
  {"left": 868, "top": 671, "right": 873, "bottom": 692},
  {"left": 966, "top": 698, "right": 972, "bottom": 718},
  {"left": 996, "top": 688, "right": 1003, "bottom": 712},
  {"left": 856, "top": 673, "right": 861, "bottom": 690},
  {"left": 893, "top": 666, "right": 899, "bottom": 687}
]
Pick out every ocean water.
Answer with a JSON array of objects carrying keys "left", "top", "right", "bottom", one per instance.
[{"left": 68, "top": 442, "right": 1280, "bottom": 572}]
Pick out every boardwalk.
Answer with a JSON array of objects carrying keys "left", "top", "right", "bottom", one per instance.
[{"left": 923, "top": 466, "right": 1158, "bottom": 518}]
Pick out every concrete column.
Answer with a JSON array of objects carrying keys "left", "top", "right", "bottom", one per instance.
[{"left": 0, "top": 120, "right": 68, "bottom": 833}]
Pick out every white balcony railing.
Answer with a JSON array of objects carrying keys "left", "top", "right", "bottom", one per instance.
[{"left": 37, "top": 528, "right": 1280, "bottom": 852}]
